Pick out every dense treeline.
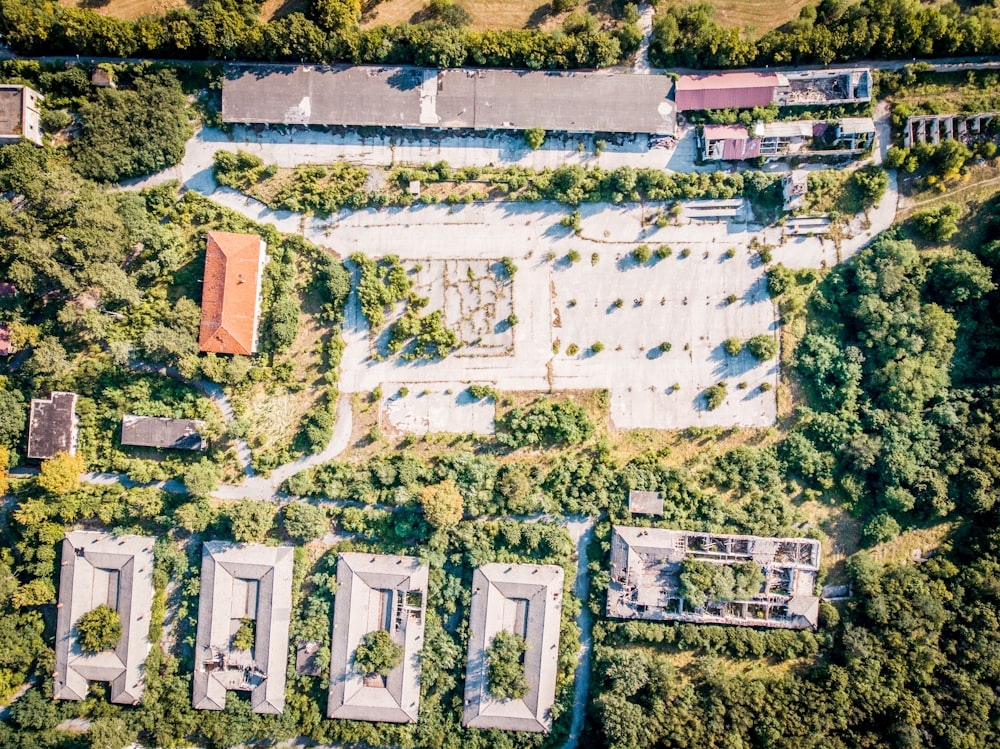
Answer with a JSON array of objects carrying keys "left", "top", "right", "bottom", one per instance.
[
  {"left": 588, "top": 516, "right": 1000, "bottom": 749},
  {"left": 0, "top": 0, "right": 637, "bottom": 69},
  {"left": 775, "top": 227, "right": 999, "bottom": 541},
  {"left": 651, "top": 0, "right": 1000, "bottom": 69}
]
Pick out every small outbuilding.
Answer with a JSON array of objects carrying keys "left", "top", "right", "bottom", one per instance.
[
  {"left": 628, "top": 490, "right": 664, "bottom": 516},
  {"left": 121, "top": 415, "right": 206, "bottom": 451},
  {"left": 0, "top": 85, "right": 43, "bottom": 146}
]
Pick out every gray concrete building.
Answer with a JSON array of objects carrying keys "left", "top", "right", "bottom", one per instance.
[
  {"left": 54, "top": 531, "right": 155, "bottom": 704},
  {"left": 223, "top": 65, "right": 677, "bottom": 135},
  {"left": 462, "top": 563, "right": 564, "bottom": 733},
  {"left": 607, "top": 526, "right": 821, "bottom": 629},
  {"left": 0, "top": 85, "right": 43, "bottom": 146},
  {"left": 192, "top": 542, "right": 294, "bottom": 714},
  {"left": 328, "top": 552, "right": 429, "bottom": 724},
  {"left": 27, "top": 391, "right": 78, "bottom": 460},
  {"left": 121, "top": 415, "right": 207, "bottom": 451}
]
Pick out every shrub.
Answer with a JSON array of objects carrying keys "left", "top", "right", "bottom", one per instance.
[
  {"left": 680, "top": 248, "right": 691, "bottom": 258},
  {"left": 746, "top": 334, "right": 778, "bottom": 360},
  {"left": 632, "top": 244, "right": 652, "bottom": 263},
  {"left": 37, "top": 451, "right": 85, "bottom": 494},
  {"left": 725, "top": 248, "right": 736, "bottom": 258},
  {"left": 591, "top": 341, "right": 605, "bottom": 353},
  {"left": 283, "top": 503, "right": 329, "bottom": 541},
  {"left": 355, "top": 630, "right": 403, "bottom": 676},
  {"left": 760, "top": 382, "right": 773, "bottom": 392},
  {"left": 726, "top": 294, "right": 738, "bottom": 305},
  {"left": 497, "top": 399, "right": 594, "bottom": 447},
  {"left": 911, "top": 203, "right": 962, "bottom": 242},
  {"left": 614, "top": 298, "right": 624, "bottom": 308},
  {"left": 486, "top": 631, "right": 529, "bottom": 699},
  {"left": 524, "top": 127, "right": 546, "bottom": 150},
  {"left": 723, "top": 338, "right": 743, "bottom": 356},
  {"left": 567, "top": 249, "right": 582, "bottom": 263},
  {"left": 659, "top": 342, "right": 672, "bottom": 352},
  {"left": 591, "top": 252, "right": 600, "bottom": 265},
  {"left": 566, "top": 343, "right": 580, "bottom": 355},
  {"left": 704, "top": 382, "right": 727, "bottom": 410},
  {"left": 507, "top": 313, "right": 519, "bottom": 326},
  {"left": 76, "top": 605, "right": 121, "bottom": 653},
  {"left": 232, "top": 618, "right": 255, "bottom": 651},
  {"left": 229, "top": 501, "right": 277, "bottom": 543},
  {"left": 500, "top": 256, "right": 518, "bottom": 277},
  {"left": 468, "top": 384, "right": 499, "bottom": 400},
  {"left": 655, "top": 245, "right": 672, "bottom": 259}
]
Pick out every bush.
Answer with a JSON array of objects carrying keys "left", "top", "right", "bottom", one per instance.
[
  {"left": 468, "top": 384, "right": 499, "bottom": 400},
  {"left": 232, "top": 618, "right": 255, "bottom": 650},
  {"left": 659, "top": 342, "right": 672, "bottom": 352},
  {"left": 566, "top": 343, "right": 580, "bottom": 355},
  {"left": 591, "top": 341, "right": 605, "bottom": 353},
  {"left": 228, "top": 500, "right": 277, "bottom": 543},
  {"left": 632, "top": 244, "right": 652, "bottom": 263},
  {"left": 723, "top": 338, "right": 743, "bottom": 356},
  {"left": 746, "top": 334, "right": 777, "bottom": 360},
  {"left": 283, "top": 503, "right": 329, "bottom": 541},
  {"left": 355, "top": 630, "right": 403, "bottom": 676},
  {"left": 524, "top": 127, "right": 546, "bottom": 150},
  {"left": 76, "top": 604, "right": 121, "bottom": 653},
  {"left": 486, "top": 630, "right": 529, "bottom": 699},
  {"left": 567, "top": 249, "right": 582, "bottom": 263},
  {"left": 704, "top": 382, "right": 727, "bottom": 410},
  {"left": 911, "top": 203, "right": 962, "bottom": 242},
  {"left": 655, "top": 245, "right": 672, "bottom": 259},
  {"left": 500, "top": 256, "right": 518, "bottom": 277},
  {"left": 498, "top": 399, "right": 594, "bottom": 447}
]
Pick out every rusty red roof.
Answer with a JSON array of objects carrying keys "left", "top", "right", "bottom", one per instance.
[
  {"left": 0, "top": 325, "right": 11, "bottom": 356},
  {"left": 198, "top": 231, "right": 266, "bottom": 356},
  {"left": 675, "top": 72, "right": 780, "bottom": 112}
]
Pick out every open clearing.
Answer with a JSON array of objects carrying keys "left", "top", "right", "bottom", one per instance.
[{"left": 331, "top": 201, "right": 780, "bottom": 431}]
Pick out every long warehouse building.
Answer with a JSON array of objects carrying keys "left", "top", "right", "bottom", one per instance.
[{"left": 222, "top": 65, "right": 677, "bottom": 135}]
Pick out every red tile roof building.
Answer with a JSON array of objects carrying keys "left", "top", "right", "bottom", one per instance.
[
  {"left": 198, "top": 231, "right": 267, "bottom": 356},
  {"left": 675, "top": 72, "right": 782, "bottom": 112}
]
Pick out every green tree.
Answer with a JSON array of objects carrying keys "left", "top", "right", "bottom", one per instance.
[
  {"left": 911, "top": 203, "right": 962, "bottom": 241},
  {"left": 88, "top": 715, "right": 137, "bottom": 749},
  {"left": 232, "top": 618, "right": 255, "bottom": 650},
  {"left": 632, "top": 244, "right": 652, "bottom": 263},
  {"left": 524, "top": 127, "right": 546, "bottom": 150},
  {"left": 746, "top": 334, "right": 778, "bottom": 360},
  {"left": 354, "top": 630, "right": 403, "bottom": 676},
  {"left": 420, "top": 480, "right": 464, "bottom": 528},
  {"left": 76, "top": 604, "right": 122, "bottom": 653},
  {"left": 723, "top": 338, "right": 742, "bottom": 356},
  {"left": 704, "top": 382, "right": 727, "bottom": 410},
  {"left": 486, "top": 630, "right": 529, "bottom": 699},
  {"left": 0, "top": 388, "right": 27, "bottom": 450},
  {"left": 282, "top": 502, "right": 328, "bottom": 541},
  {"left": 183, "top": 460, "right": 221, "bottom": 496},
  {"left": 10, "top": 688, "right": 59, "bottom": 731},
  {"left": 228, "top": 500, "right": 276, "bottom": 543},
  {"left": 37, "top": 451, "right": 85, "bottom": 494}
]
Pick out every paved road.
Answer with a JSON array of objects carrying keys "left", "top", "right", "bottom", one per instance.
[{"left": 561, "top": 517, "right": 596, "bottom": 749}]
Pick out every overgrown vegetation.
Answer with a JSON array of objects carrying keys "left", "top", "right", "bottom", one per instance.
[{"left": 486, "top": 630, "right": 529, "bottom": 699}]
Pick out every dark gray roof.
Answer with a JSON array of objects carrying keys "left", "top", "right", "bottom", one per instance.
[
  {"left": 628, "top": 490, "right": 663, "bottom": 516},
  {"left": 192, "top": 542, "right": 294, "bottom": 714},
  {"left": 328, "top": 553, "right": 429, "bottom": 724},
  {"left": 223, "top": 65, "right": 677, "bottom": 135},
  {"left": 0, "top": 85, "right": 42, "bottom": 145},
  {"left": 54, "top": 531, "right": 156, "bottom": 705},
  {"left": 27, "top": 391, "right": 78, "bottom": 460},
  {"left": 462, "top": 563, "right": 564, "bottom": 733},
  {"left": 120, "top": 415, "right": 206, "bottom": 451}
]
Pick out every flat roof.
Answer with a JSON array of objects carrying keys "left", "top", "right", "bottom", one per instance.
[
  {"left": 121, "top": 415, "right": 206, "bottom": 451},
  {"left": 628, "top": 490, "right": 664, "bottom": 516},
  {"left": 192, "top": 542, "right": 294, "bottom": 714},
  {"left": 328, "top": 553, "right": 428, "bottom": 724},
  {"left": 608, "top": 526, "right": 821, "bottom": 630},
  {"left": 27, "top": 391, "right": 78, "bottom": 460},
  {"left": 223, "top": 65, "right": 677, "bottom": 135},
  {"left": 54, "top": 531, "right": 155, "bottom": 705},
  {"left": 462, "top": 563, "right": 564, "bottom": 733},
  {"left": 0, "top": 87, "right": 23, "bottom": 138}
]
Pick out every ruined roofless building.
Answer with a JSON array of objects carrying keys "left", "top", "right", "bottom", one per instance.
[
  {"left": 462, "top": 563, "right": 564, "bottom": 733},
  {"left": 192, "top": 542, "right": 294, "bottom": 714},
  {"left": 328, "top": 553, "right": 429, "bottom": 724},
  {"left": 608, "top": 526, "right": 821, "bottom": 630},
  {"left": 54, "top": 531, "right": 155, "bottom": 705}
]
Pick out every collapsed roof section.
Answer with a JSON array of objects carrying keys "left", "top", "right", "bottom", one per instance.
[
  {"left": 328, "top": 552, "right": 429, "bottom": 724},
  {"left": 54, "top": 531, "right": 155, "bottom": 705},
  {"left": 462, "top": 563, "right": 564, "bottom": 733},
  {"left": 192, "top": 542, "right": 294, "bottom": 714},
  {"left": 608, "top": 526, "right": 821, "bottom": 629}
]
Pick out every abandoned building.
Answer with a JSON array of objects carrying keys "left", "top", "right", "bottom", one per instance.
[
  {"left": 0, "top": 84, "right": 43, "bottom": 146},
  {"left": 223, "top": 65, "right": 677, "bottom": 135},
  {"left": 199, "top": 231, "right": 267, "bottom": 356},
  {"left": 328, "top": 553, "right": 429, "bottom": 724},
  {"left": 462, "top": 563, "right": 564, "bottom": 733},
  {"left": 27, "top": 391, "right": 79, "bottom": 460},
  {"left": 192, "top": 542, "right": 294, "bottom": 714},
  {"left": 54, "top": 531, "right": 155, "bottom": 704},
  {"left": 607, "top": 526, "right": 821, "bottom": 630},
  {"left": 783, "top": 171, "right": 809, "bottom": 211},
  {"left": 903, "top": 112, "right": 999, "bottom": 148},
  {"left": 701, "top": 117, "right": 875, "bottom": 161},
  {"left": 0, "top": 324, "right": 13, "bottom": 356},
  {"left": 677, "top": 68, "right": 871, "bottom": 114},
  {"left": 120, "top": 415, "right": 207, "bottom": 451}
]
